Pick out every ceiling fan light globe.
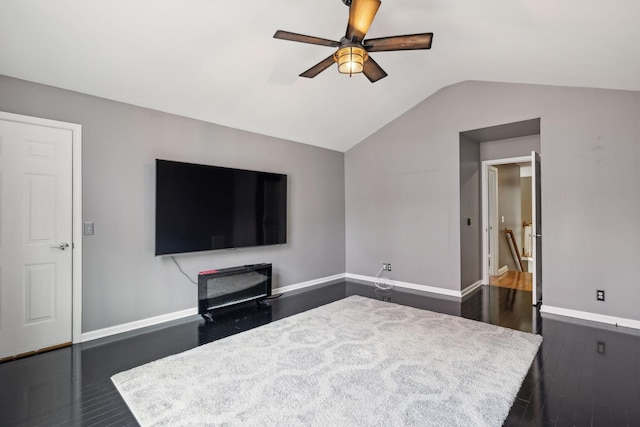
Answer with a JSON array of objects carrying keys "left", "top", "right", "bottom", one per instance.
[{"left": 336, "top": 46, "right": 367, "bottom": 75}]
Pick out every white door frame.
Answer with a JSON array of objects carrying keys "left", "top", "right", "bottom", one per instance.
[
  {"left": 487, "top": 165, "right": 498, "bottom": 276},
  {"left": 0, "top": 111, "right": 82, "bottom": 344},
  {"left": 481, "top": 156, "right": 531, "bottom": 286}
]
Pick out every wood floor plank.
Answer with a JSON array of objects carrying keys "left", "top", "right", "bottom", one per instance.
[{"left": 490, "top": 270, "right": 532, "bottom": 291}]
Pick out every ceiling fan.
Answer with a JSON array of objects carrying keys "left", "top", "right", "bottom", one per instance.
[{"left": 273, "top": 0, "right": 433, "bottom": 83}]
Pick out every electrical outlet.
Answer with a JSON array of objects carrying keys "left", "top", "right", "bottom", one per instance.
[
  {"left": 387, "top": 263, "right": 391, "bottom": 272},
  {"left": 597, "top": 341, "right": 606, "bottom": 355},
  {"left": 596, "top": 290, "right": 605, "bottom": 301},
  {"left": 382, "top": 263, "right": 387, "bottom": 271}
]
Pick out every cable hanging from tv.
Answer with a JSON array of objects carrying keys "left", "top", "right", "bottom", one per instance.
[{"left": 171, "top": 256, "right": 197, "bottom": 285}]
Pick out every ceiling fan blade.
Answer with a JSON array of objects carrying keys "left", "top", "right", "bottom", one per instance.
[
  {"left": 300, "top": 55, "right": 336, "bottom": 78},
  {"left": 345, "top": 0, "right": 381, "bottom": 42},
  {"left": 362, "top": 56, "right": 387, "bottom": 83},
  {"left": 273, "top": 30, "right": 340, "bottom": 48},
  {"left": 364, "top": 33, "right": 434, "bottom": 52}
]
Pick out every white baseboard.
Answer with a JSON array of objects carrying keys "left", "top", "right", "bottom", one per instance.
[
  {"left": 81, "top": 273, "right": 347, "bottom": 342},
  {"left": 81, "top": 272, "right": 488, "bottom": 342},
  {"left": 541, "top": 305, "right": 640, "bottom": 330},
  {"left": 498, "top": 266, "right": 508, "bottom": 276},
  {"left": 272, "top": 273, "right": 346, "bottom": 294},
  {"left": 81, "top": 307, "right": 198, "bottom": 342},
  {"left": 346, "top": 273, "right": 462, "bottom": 298},
  {"left": 461, "top": 280, "right": 483, "bottom": 298}
]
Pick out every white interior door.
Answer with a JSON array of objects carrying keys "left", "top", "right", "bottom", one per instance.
[
  {"left": 488, "top": 166, "right": 498, "bottom": 276},
  {"left": 0, "top": 117, "right": 73, "bottom": 359},
  {"left": 531, "top": 151, "right": 542, "bottom": 305}
]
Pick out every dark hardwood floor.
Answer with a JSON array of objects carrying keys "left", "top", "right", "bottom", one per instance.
[{"left": 1, "top": 280, "right": 639, "bottom": 426}]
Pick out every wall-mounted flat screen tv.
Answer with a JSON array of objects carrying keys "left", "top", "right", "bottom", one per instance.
[{"left": 155, "top": 159, "right": 287, "bottom": 255}]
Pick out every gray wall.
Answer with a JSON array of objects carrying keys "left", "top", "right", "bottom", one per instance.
[
  {"left": 346, "top": 80, "right": 640, "bottom": 322},
  {"left": 0, "top": 75, "right": 346, "bottom": 333},
  {"left": 480, "top": 135, "right": 540, "bottom": 161},
  {"left": 497, "top": 164, "right": 522, "bottom": 271},
  {"left": 459, "top": 134, "right": 481, "bottom": 288},
  {"left": 521, "top": 176, "right": 532, "bottom": 252},
  {"left": 521, "top": 176, "right": 532, "bottom": 224}
]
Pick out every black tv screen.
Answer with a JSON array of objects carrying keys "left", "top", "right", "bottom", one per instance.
[{"left": 155, "top": 159, "right": 287, "bottom": 255}]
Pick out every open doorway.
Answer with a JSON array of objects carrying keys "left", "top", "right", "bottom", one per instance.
[
  {"left": 481, "top": 151, "right": 541, "bottom": 306},
  {"left": 459, "top": 118, "right": 542, "bottom": 314},
  {"left": 483, "top": 158, "right": 533, "bottom": 292}
]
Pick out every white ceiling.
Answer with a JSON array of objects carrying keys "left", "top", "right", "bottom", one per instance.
[{"left": 1, "top": 0, "right": 639, "bottom": 152}]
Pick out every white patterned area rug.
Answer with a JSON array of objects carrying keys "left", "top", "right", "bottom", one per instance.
[{"left": 112, "top": 295, "right": 542, "bottom": 426}]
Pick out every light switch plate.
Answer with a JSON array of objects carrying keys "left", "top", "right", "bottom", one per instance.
[{"left": 83, "top": 222, "right": 94, "bottom": 235}]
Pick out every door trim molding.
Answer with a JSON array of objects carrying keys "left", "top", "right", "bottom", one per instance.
[
  {"left": 481, "top": 156, "right": 531, "bottom": 285},
  {"left": 487, "top": 165, "right": 498, "bottom": 277},
  {"left": 0, "top": 111, "right": 83, "bottom": 343}
]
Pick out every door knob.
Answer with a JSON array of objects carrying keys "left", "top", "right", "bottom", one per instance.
[{"left": 50, "top": 242, "right": 69, "bottom": 250}]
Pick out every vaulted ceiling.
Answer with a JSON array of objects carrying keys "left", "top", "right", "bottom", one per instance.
[{"left": 1, "top": 0, "right": 639, "bottom": 152}]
